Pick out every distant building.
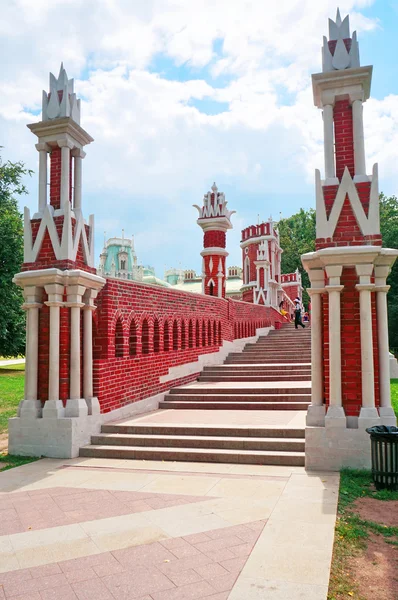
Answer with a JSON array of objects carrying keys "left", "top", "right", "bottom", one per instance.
[{"left": 165, "top": 266, "right": 243, "bottom": 299}]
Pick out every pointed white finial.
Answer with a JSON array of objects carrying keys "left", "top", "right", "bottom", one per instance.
[
  {"left": 336, "top": 7, "right": 342, "bottom": 26},
  {"left": 211, "top": 182, "right": 218, "bottom": 193}
]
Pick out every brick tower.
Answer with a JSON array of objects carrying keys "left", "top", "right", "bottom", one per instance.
[
  {"left": 10, "top": 64, "right": 105, "bottom": 458},
  {"left": 302, "top": 10, "right": 398, "bottom": 470},
  {"left": 194, "top": 183, "right": 235, "bottom": 298},
  {"left": 240, "top": 219, "right": 282, "bottom": 306}
]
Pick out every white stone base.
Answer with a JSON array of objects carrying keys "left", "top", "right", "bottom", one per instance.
[
  {"left": 379, "top": 406, "right": 397, "bottom": 426},
  {"left": 306, "top": 404, "right": 325, "bottom": 426},
  {"left": 306, "top": 425, "right": 372, "bottom": 471},
  {"left": 390, "top": 353, "right": 398, "bottom": 379},
  {"left": 8, "top": 412, "right": 102, "bottom": 459}
]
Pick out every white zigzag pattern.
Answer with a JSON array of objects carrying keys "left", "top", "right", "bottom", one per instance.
[
  {"left": 24, "top": 200, "right": 94, "bottom": 267},
  {"left": 315, "top": 164, "right": 380, "bottom": 239}
]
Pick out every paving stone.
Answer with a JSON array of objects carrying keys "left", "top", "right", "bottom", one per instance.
[
  {"left": 166, "top": 568, "right": 204, "bottom": 587},
  {"left": 102, "top": 567, "right": 175, "bottom": 599},
  {"left": 72, "top": 578, "right": 114, "bottom": 600},
  {"left": 40, "top": 585, "right": 79, "bottom": 599},
  {"left": 151, "top": 580, "right": 217, "bottom": 600},
  {"left": 194, "top": 536, "right": 244, "bottom": 555},
  {"left": 194, "top": 563, "right": 229, "bottom": 580},
  {"left": 64, "top": 569, "right": 98, "bottom": 584}
]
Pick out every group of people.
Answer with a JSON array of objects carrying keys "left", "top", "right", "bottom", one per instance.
[{"left": 279, "top": 298, "right": 309, "bottom": 329}]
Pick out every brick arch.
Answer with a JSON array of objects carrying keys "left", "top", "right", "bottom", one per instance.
[
  {"left": 153, "top": 317, "right": 160, "bottom": 353},
  {"left": 129, "top": 317, "right": 138, "bottom": 357},
  {"left": 207, "top": 320, "right": 212, "bottom": 346},
  {"left": 195, "top": 320, "right": 200, "bottom": 347},
  {"left": 218, "top": 321, "right": 222, "bottom": 345},
  {"left": 188, "top": 319, "right": 194, "bottom": 348},
  {"left": 213, "top": 321, "right": 217, "bottom": 345},
  {"left": 163, "top": 318, "right": 171, "bottom": 352},
  {"left": 181, "top": 320, "right": 186, "bottom": 350},
  {"left": 201, "top": 321, "right": 206, "bottom": 347},
  {"left": 141, "top": 318, "right": 150, "bottom": 355},
  {"left": 172, "top": 319, "right": 179, "bottom": 351},
  {"left": 114, "top": 317, "right": 124, "bottom": 358}
]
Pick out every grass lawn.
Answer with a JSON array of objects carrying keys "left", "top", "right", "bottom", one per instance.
[
  {"left": 391, "top": 378, "right": 398, "bottom": 417},
  {"left": 328, "top": 469, "right": 398, "bottom": 600},
  {"left": 0, "top": 454, "right": 39, "bottom": 472},
  {"left": 0, "top": 364, "right": 25, "bottom": 434}
]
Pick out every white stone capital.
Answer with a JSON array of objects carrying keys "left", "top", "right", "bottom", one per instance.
[
  {"left": 57, "top": 139, "right": 74, "bottom": 150},
  {"left": 35, "top": 142, "right": 50, "bottom": 152}
]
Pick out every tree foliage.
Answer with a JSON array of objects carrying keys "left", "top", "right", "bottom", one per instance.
[
  {"left": 278, "top": 208, "right": 316, "bottom": 306},
  {"left": 379, "top": 193, "right": 398, "bottom": 349},
  {"left": 278, "top": 195, "right": 398, "bottom": 349},
  {"left": 0, "top": 154, "right": 32, "bottom": 357}
]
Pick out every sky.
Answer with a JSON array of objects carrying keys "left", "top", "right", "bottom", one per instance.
[{"left": 1, "top": 0, "right": 398, "bottom": 276}]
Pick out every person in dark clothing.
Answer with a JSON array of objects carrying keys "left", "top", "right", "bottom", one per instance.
[{"left": 294, "top": 297, "right": 305, "bottom": 329}]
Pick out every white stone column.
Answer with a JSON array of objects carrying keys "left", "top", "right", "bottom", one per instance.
[
  {"left": 19, "top": 287, "right": 43, "bottom": 419},
  {"left": 325, "top": 265, "right": 345, "bottom": 426},
  {"left": 65, "top": 285, "right": 87, "bottom": 418},
  {"left": 35, "top": 143, "right": 50, "bottom": 215},
  {"left": 352, "top": 99, "right": 367, "bottom": 180},
  {"left": 306, "top": 269, "right": 326, "bottom": 426},
  {"left": 374, "top": 281, "right": 396, "bottom": 424},
  {"left": 43, "top": 283, "right": 65, "bottom": 419},
  {"left": 72, "top": 148, "right": 85, "bottom": 215},
  {"left": 58, "top": 140, "right": 74, "bottom": 207},
  {"left": 323, "top": 104, "right": 335, "bottom": 180},
  {"left": 356, "top": 264, "right": 380, "bottom": 426},
  {"left": 83, "top": 289, "right": 100, "bottom": 415}
]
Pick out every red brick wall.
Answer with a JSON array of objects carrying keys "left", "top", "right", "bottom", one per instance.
[
  {"left": 92, "top": 280, "right": 285, "bottom": 413},
  {"left": 50, "top": 147, "right": 62, "bottom": 210},
  {"left": 204, "top": 231, "right": 226, "bottom": 248},
  {"left": 334, "top": 99, "right": 354, "bottom": 180}
]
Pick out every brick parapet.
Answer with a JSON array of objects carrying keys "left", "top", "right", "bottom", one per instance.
[{"left": 91, "top": 279, "right": 285, "bottom": 412}]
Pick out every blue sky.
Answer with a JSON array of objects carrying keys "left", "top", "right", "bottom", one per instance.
[{"left": 1, "top": 0, "right": 398, "bottom": 276}]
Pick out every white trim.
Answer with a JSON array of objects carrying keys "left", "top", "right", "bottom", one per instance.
[{"left": 316, "top": 164, "right": 380, "bottom": 239}]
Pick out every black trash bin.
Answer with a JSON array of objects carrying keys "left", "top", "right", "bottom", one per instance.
[{"left": 366, "top": 425, "right": 398, "bottom": 491}]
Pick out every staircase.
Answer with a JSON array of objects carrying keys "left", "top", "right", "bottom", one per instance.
[{"left": 80, "top": 323, "right": 311, "bottom": 466}]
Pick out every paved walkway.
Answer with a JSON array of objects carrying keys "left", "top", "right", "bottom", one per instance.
[
  {"left": 0, "top": 456, "right": 339, "bottom": 599},
  {"left": 0, "top": 359, "right": 25, "bottom": 367}
]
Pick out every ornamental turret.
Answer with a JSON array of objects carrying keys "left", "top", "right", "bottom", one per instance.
[
  {"left": 302, "top": 10, "right": 398, "bottom": 471},
  {"left": 194, "top": 183, "right": 235, "bottom": 298}
]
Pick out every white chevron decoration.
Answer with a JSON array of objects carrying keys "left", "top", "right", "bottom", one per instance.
[
  {"left": 24, "top": 200, "right": 94, "bottom": 266},
  {"left": 316, "top": 164, "right": 380, "bottom": 239}
]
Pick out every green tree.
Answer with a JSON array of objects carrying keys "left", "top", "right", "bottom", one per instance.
[
  {"left": 278, "top": 208, "right": 316, "bottom": 306},
  {"left": 0, "top": 154, "right": 32, "bottom": 357},
  {"left": 379, "top": 193, "right": 398, "bottom": 350}
]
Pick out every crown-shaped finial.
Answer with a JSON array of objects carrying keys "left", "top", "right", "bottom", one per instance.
[
  {"left": 42, "top": 63, "right": 81, "bottom": 124},
  {"left": 322, "top": 9, "right": 360, "bottom": 72},
  {"left": 193, "top": 182, "right": 236, "bottom": 222}
]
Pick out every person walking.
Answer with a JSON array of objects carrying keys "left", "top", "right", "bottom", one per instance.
[{"left": 294, "top": 297, "right": 305, "bottom": 329}]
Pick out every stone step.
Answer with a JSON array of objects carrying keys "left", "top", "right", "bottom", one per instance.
[
  {"left": 159, "top": 400, "right": 310, "bottom": 410},
  {"left": 101, "top": 424, "right": 305, "bottom": 438},
  {"left": 165, "top": 393, "right": 311, "bottom": 402},
  {"left": 198, "top": 374, "right": 311, "bottom": 382},
  {"left": 90, "top": 433, "right": 306, "bottom": 452},
  {"left": 225, "top": 359, "right": 311, "bottom": 364},
  {"left": 79, "top": 445, "right": 305, "bottom": 466},
  {"left": 216, "top": 363, "right": 311, "bottom": 369},
  {"left": 169, "top": 385, "right": 311, "bottom": 395}
]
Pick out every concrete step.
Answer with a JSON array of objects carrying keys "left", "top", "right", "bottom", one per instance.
[
  {"left": 198, "top": 375, "right": 311, "bottom": 382},
  {"left": 159, "top": 400, "right": 310, "bottom": 410},
  {"left": 169, "top": 386, "right": 311, "bottom": 395},
  {"left": 90, "top": 433, "right": 306, "bottom": 452},
  {"left": 225, "top": 358, "right": 310, "bottom": 364},
  {"left": 203, "top": 364, "right": 311, "bottom": 371},
  {"left": 101, "top": 424, "right": 306, "bottom": 438},
  {"left": 165, "top": 393, "right": 311, "bottom": 402},
  {"left": 79, "top": 445, "right": 305, "bottom": 466}
]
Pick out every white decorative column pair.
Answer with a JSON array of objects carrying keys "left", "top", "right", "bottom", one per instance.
[
  {"left": 306, "top": 269, "right": 326, "bottom": 426},
  {"left": 57, "top": 141, "right": 86, "bottom": 213},
  {"left": 72, "top": 148, "right": 85, "bottom": 216},
  {"left": 19, "top": 287, "right": 43, "bottom": 418},
  {"left": 35, "top": 143, "right": 50, "bottom": 217},
  {"left": 351, "top": 95, "right": 367, "bottom": 181},
  {"left": 374, "top": 264, "right": 396, "bottom": 425},
  {"left": 355, "top": 264, "right": 380, "bottom": 426},
  {"left": 42, "top": 283, "right": 65, "bottom": 418},
  {"left": 324, "top": 265, "right": 346, "bottom": 426}
]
